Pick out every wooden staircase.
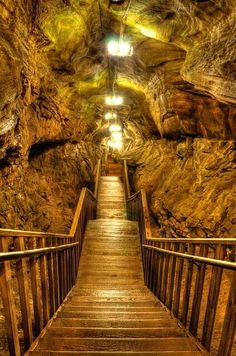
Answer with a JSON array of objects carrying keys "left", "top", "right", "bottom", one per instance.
[{"left": 28, "top": 174, "right": 205, "bottom": 355}]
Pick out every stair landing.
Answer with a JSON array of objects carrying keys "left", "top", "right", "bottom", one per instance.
[{"left": 28, "top": 176, "right": 205, "bottom": 355}]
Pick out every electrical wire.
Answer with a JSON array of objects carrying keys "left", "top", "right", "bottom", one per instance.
[{"left": 120, "top": 0, "right": 133, "bottom": 37}]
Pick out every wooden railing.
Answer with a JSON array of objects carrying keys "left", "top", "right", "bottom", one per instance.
[
  {"left": 123, "top": 159, "right": 236, "bottom": 356},
  {"left": 0, "top": 160, "right": 101, "bottom": 356}
]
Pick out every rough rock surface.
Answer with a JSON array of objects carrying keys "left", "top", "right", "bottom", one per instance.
[
  {"left": 0, "top": 1, "right": 235, "bottom": 239},
  {"left": 123, "top": 138, "right": 236, "bottom": 238}
]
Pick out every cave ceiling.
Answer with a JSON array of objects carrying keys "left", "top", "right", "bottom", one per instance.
[{"left": 0, "top": 0, "right": 235, "bottom": 163}]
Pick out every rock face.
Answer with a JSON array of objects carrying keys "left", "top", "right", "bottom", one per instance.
[
  {"left": 0, "top": 0, "right": 235, "bottom": 237},
  {"left": 123, "top": 138, "right": 236, "bottom": 238}
]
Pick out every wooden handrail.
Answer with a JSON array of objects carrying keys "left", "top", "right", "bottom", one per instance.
[
  {"left": 94, "top": 159, "right": 101, "bottom": 199},
  {"left": 0, "top": 160, "right": 100, "bottom": 356},
  {"left": 123, "top": 160, "right": 236, "bottom": 356},
  {"left": 146, "top": 237, "right": 236, "bottom": 245},
  {"left": 0, "top": 242, "right": 79, "bottom": 262},
  {"left": 123, "top": 159, "right": 130, "bottom": 199},
  {"left": 143, "top": 244, "right": 236, "bottom": 270}
]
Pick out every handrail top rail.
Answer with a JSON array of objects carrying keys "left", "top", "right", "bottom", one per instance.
[
  {"left": 0, "top": 242, "right": 79, "bottom": 262},
  {"left": 0, "top": 229, "right": 70, "bottom": 239},
  {"left": 143, "top": 244, "right": 236, "bottom": 270},
  {"left": 0, "top": 185, "right": 97, "bottom": 239},
  {"left": 147, "top": 237, "right": 236, "bottom": 245},
  {"left": 127, "top": 190, "right": 141, "bottom": 201}
]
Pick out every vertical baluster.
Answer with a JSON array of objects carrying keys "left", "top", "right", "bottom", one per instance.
[
  {"left": 47, "top": 238, "right": 55, "bottom": 317},
  {"left": 14, "top": 236, "right": 33, "bottom": 348},
  {"left": 65, "top": 239, "right": 70, "bottom": 294},
  {"left": 166, "top": 243, "right": 178, "bottom": 310},
  {"left": 152, "top": 245, "right": 158, "bottom": 294},
  {"left": 218, "top": 270, "right": 236, "bottom": 356},
  {"left": 156, "top": 243, "right": 165, "bottom": 300},
  {"left": 38, "top": 237, "right": 50, "bottom": 325},
  {"left": 58, "top": 245, "right": 64, "bottom": 304},
  {"left": 160, "top": 242, "right": 170, "bottom": 303},
  {"left": 53, "top": 238, "right": 60, "bottom": 310},
  {"left": 0, "top": 238, "right": 21, "bottom": 356},
  {"left": 189, "top": 244, "right": 209, "bottom": 336},
  {"left": 202, "top": 245, "right": 225, "bottom": 350},
  {"left": 143, "top": 248, "right": 148, "bottom": 285},
  {"left": 29, "top": 237, "right": 42, "bottom": 335},
  {"left": 71, "top": 236, "right": 76, "bottom": 286},
  {"left": 62, "top": 238, "right": 66, "bottom": 296},
  {"left": 148, "top": 245, "right": 154, "bottom": 292},
  {"left": 181, "top": 244, "right": 195, "bottom": 326},
  {"left": 67, "top": 239, "right": 72, "bottom": 290},
  {"left": 173, "top": 243, "right": 185, "bottom": 318}
]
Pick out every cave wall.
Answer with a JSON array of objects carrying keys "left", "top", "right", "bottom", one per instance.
[
  {"left": 0, "top": 0, "right": 102, "bottom": 232},
  {"left": 123, "top": 138, "right": 236, "bottom": 238}
]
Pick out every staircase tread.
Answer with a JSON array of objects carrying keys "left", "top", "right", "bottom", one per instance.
[
  {"left": 29, "top": 352, "right": 205, "bottom": 355},
  {"left": 46, "top": 327, "right": 186, "bottom": 338},
  {"left": 35, "top": 337, "right": 199, "bottom": 352}
]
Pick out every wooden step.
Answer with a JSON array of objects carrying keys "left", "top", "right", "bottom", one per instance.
[
  {"left": 35, "top": 337, "right": 199, "bottom": 352},
  {"left": 78, "top": 271, "right": 143, "bottom": 279},
  {"left": 52, "top": 318, "right": 177, "bottom": 328},
  {"left": 70, "top": 289, "right": 153, "bottom": 297},
  {"left": 61, "top": 306, "right": 162, "bottom": 313},
  {"left": 29, "top": 352, "right": 205, "bottom": 355},
  {"left": 57, "top": 311, "right": 168, "bottom": 320},
  {"left": 65, "top": 301, "right": 160, "bottom": 307},
  {"left": 46, "top": 327, "right": 186, "bottom": 338},
  {"left": 66, "top": 296, "right": 157, "bottom": 303}
]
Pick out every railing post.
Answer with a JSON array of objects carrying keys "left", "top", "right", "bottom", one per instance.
[
  {"left": 202, "top": 245, "right": 225, "bottom": 350},
  {"left": 29, "top": 237, "right": 43, "bottom": 334},
  {"left": 172, "top": 243, "right": 185, "bottom": 318},
  {"left": 0, "top": 238, "right": 21, "bottom": 356},
  {"left": 140, "top": 190, "right": 152, "bottom": 241},
  {"left": 94, "top": 159, "right": 101, "bottom": 198},
  {"left": 181, "top": 244, "right": 195, "bottom": 326},
  {"left": 189, "top": 245, "right": 209, "bottom": 336},
  {"left": 123, "top": 160, "right": 130, "bottom": 199},
  {"left": 38, "top": 237, "right": 50, "bottom": 325},
  {"left": 218, "top": 271, "right": 236, "bottom": 356},
  {"left": 14, "top": 236, "right": 33, "bottom": 349}
]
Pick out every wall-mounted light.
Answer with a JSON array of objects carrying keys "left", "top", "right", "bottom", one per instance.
[
  {"left": 107, "top": 39, "right": 133, "bottom": 57},
  {"left": 105, "top": 95, "right": 123, "bottom": 106},
  {"left": 105, "top": 112, "right": 117, "bottom": 120},
  {"left": 109, "top": 123, "right": 122, "bottom": 132}
]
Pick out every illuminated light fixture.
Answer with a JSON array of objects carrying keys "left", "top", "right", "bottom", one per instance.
[
  {"left": 108, "top": 140, "right": 123, "bottom": 150},
  {"left": 105, "top": 95, "right": 123, "bottom": 106},
  {"left": 112, "top": 131, "right": 122, "bottom": 140},
  {"left": 109, "top": 0, "right": 125, "bottom": 4},
  {"left": 109, "top": 123, "right": 122, "bottom": 132},
  {"left": 107, "top": 39, "right": 133, "bottom": 57},
  {"left": 105, "top": 112, "right": 117, "bottom": 120}
]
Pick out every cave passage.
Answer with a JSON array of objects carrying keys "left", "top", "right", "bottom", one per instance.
[{"left": 0, "top": 0, "right": 235, "bottom": 355}]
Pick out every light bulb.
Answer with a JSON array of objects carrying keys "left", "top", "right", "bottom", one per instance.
[
  {"left": 109, "top": 124, "right": 122, "bottom": 132},
  {"left": 105, "top": 95, "right": 123, "bottom": 106},
  {"left": 107, "top": 39, "right": 133, "bottom": 57},
  {"left": 105, "top": 112, "right": 117, "bottom": 120}
]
